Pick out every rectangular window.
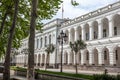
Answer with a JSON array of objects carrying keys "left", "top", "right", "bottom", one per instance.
[{"left": 114, "top": 27, "right": 117, "bottom": 35}]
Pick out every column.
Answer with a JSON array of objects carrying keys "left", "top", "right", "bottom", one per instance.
[
  {"left": 81, "top": 50, "right": 86, "bottom": 65},
  {"left": 45, "top": 54, "right": 47, "bottom": 67},
  {"left": 89, "top": 23, "right": 94, "bottom": 40},
  {"left": 81, "top": 25, "right": 85, "bottom": 41},
  {"left": 75, "top": 27, "right": 79, "bottom": 41},
  {"left": 97, "top": 19, "right": 103, "bottom": 39},
  {"left": 108, "top": 47, "right": 116, "bottom": 66},
  {"left": 89, "top": 51, "right": 94, "bottom": 65},
  {"left": 107, "top": 15, "right": 114, "bottom": 37},
  {"left": 97, "top": 48, "right": 104, "bottom": 65},
  {"left": 36, "top": 54, "right": 39, "bottom": 66}
]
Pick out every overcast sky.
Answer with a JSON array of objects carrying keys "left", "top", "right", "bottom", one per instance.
[{"left": 43, "top": 0, "right": 119, "bottom": 23}]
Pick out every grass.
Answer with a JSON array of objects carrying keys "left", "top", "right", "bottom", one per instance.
[
  {"left": 11, "top": 66, "right": 92, "bottom": 79},
  {"left": 37, "top": 69, "right": 92, "bottom": 79}
]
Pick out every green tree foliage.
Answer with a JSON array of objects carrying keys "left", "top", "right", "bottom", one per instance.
[{"left": 71, "top": 0, "right": 79, "bottom": 6}]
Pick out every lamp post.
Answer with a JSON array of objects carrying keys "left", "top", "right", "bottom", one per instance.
[{"left": 57, "top": 30, "right": 68, "bottom": 72}]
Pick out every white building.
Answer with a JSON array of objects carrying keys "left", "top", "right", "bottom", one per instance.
[{"left": 16, "top": 1, "right": 120, "bottom": 72}]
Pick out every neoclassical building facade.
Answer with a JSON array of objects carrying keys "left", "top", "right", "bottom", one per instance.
[{"left": 16, "top": 1, "right": 120, "bottom": 72}]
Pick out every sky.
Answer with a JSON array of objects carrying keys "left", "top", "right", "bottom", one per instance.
[{"left": 43, "top": 0, "right": 119, "bottom": 23}]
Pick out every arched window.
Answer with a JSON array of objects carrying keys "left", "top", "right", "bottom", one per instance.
[
  {"left": 104, "top": 51, "right": 107, "bottom": 60},
  {"left": 40, "top": 38, "right": 42, "bottom": 48},
  {"left": 86, "top": 52, "right": 89, "bottom": 60},
  {"left": 49, "top": 35, "right": 51, "bottom": 44},
  {"left": 114, "top": 27, "right": 117, "bottom": 35},
  {"left": 115, "top": 50, "right": 118, "bottom": 60},
  {"left": 36, "top": 39, "right": 39, "bottom": 48},
  {"left": 45, "top": 36, "right": 47, "bottom": 47},
  {"left": 103, "top": 29, "right": 107, "bottom": 37}
]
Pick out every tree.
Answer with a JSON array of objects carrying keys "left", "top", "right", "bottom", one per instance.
[
  {"left": 0, "top": 0, "right": 30, "bottom": 58},
  {"left": 45, "top": 44, "right": 55, "bottom": 70},
  {"left": 0, "top": 0, "right": 79, "bottom": 79},
  {"left": 3, "top": 0, "right": 19, "bottom": 80},
  {"left": 27, "top": 0, "right": 62, "bottom": 79},
  {"left": 69, "top": 40, "right": 86, "bottom": 74},
  {"left": 27, "top": 0, "right": 37, "bottom": 79}
]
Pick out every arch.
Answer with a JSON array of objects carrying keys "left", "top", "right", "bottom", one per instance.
[
  {"left": 93, "top": 48, "right": 98, "bottom": 65},
  {"left": 49, "top": 35, "right": 51, "bottom": 44},
  {"left": 84, "top": 24, "right": 90, "bottom": 40},
  {"left": 40, "top": 37, "right": 43, "bottom": 48},
  {"left": 77, "top": 51, "right": 81, "bottom": 65},
  {"left": 84, "top": 50, "right": 89, "bottom": 65},
  {"left": 42, "top": 54, "right": 45, "bottom": 66},
  {"left": 92, "top": 21, "right": 98, "bottom": 39},
  {"left": 102, "top": 47, "right": 109, "bottom": 65},
  {"left": 36, "top": 38, "right": 39, "bottom": 49},
  {"left": 45, "top": 36, "right": 47, "bottom": 47},
  {"left": 114, "top": 46, "right": 120, "bottom": 66},
  {"left": 113, "top": 14, "right": 120, "bottom": 36},
  {"left": 64, "top": 51, "right": 68, "bottom": 65},
  {"left": 102, "top": 18, "right": 109, "bottom": 38},
  {"left": 70, "top": 28, "right": 75, "bottom": 43},
  {"left": 69, "top": 51, "right": 74, "bottom": 65}
]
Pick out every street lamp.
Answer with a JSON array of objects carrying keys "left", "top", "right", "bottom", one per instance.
[{"left": 57, "top": 30, "right": 68, "bottom": 72}]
